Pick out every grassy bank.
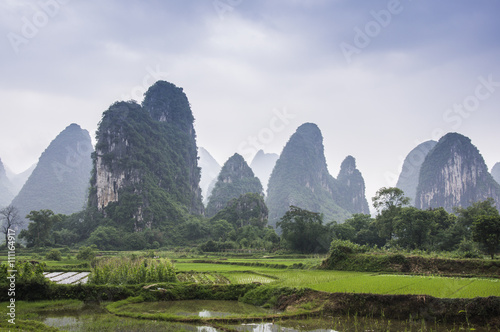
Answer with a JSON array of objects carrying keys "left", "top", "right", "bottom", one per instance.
[{"left": 321, "top": 244, "right": 500, "bottom": 277}]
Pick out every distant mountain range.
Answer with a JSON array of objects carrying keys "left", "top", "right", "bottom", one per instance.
[
  {"left": 0, "top": 158, "right": 14, "bottom": 208},
  {"left": 198, "top": 147, "right": 221, "bottom": 204},
  {"left": 5, "top": 80, "right": 499, "bottom": 234},
  {"left": 250, "top": 150, "right": 279, "bottom": 194},
  {"left": 10, "top": 123, "right": 93, "bottom": 224},
  {"left": 6, "top": 163, "right": 36, "bottom": 196}
]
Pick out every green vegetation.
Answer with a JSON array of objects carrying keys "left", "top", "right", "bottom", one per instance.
[
  {"left": 473, "top": 214, "right": 500, "bottom": 259},
  {"left": 205, "top": 153, "right": 263, "bottom": 217},
  {"left": 88, "top": 256, "right": 176, "bottom": 285},
  {"left": 45, "top": 248, "right": 62, "bottom": 261},
  {"left": 0, "top": 260, "right": 46, "bottom": 284},
  {"left": 1, "top": 250, "right": 499, "bottom": 330},
  {"left": 18, "top": 210, "right": 63, "bottom": 248},
  {"left": 76, "top": 245, "right": 97, "bottom": 261},
  {"left": 278, "top": 206, "right": 331, "bottom": 253}
]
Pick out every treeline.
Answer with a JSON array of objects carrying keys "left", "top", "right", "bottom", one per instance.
[
  {"left": 276, "top": 188, "right": 500, "bottom": 258},
  {"left": 330, "top": 188, "right": 500, "bottom": 258},
  {"left": 2, "top": 187, "right": 499, "bottom": 259},
  {"left": 3, "top": 193, "right": 280, "bottom": 252}
]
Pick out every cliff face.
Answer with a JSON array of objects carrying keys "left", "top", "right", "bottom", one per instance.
[
  {"left": 266, "top": 123, "right": 366, "bottom": 228},
  {"left": 415, "top": 133, "right": 500, "bottom": 212},
  {"left": 396, "top": 140, "right": 437, "bottom": 204},
  {"left": 336, "top": 156, "right": 370, "bottom": 214},
  {"left": 11, "top": 123, "right": 93, "bottom": 224},
  {"left": 205, "top": 153, "right": 263, "bottom": 217},
  {"left": 89, "top": 81, "right": 203, "bottom": 231},
  {"left": 250, "top": 150, "right": 279, "bottom": 194}
]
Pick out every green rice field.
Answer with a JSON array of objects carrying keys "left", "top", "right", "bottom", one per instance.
[{"left": 175, "top": 260, "right": 500, "bottom": 299}]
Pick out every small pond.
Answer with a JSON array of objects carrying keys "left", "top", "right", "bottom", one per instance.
[
  {"left": 28, "top": 300, "right": 490, "bottom": 332},
  {"left": 119, "top": 299, "right": 277, "bottom": 318}
]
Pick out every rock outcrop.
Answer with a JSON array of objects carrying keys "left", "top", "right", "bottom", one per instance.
[
  {"left": 10, "top": 123, "right": 93, "bottom": 224},
  {"left": 396, "top": 140, "right": 437, "bottom": 204},
  {"left": 336, "top": 156, "right": 370, "bottom": 214},
  {"left": 205, "top": 153, "right": 263, "bottom": 217},
  {"left": 415, "top": 132, "right": 500, "bottom": 211},
  {"left": 88, "top": 81, "right": 203, "bottom": 231},
  {"left": 266, "top": 123, "right": 368, "bottom": 228}
]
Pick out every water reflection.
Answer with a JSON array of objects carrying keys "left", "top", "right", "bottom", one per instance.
[{"left": 238, "top": 323, "right": 338, "bottom": 332}]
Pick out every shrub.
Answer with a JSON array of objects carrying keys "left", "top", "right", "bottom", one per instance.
[
  {"left": 45, "top": 249, "right": 62, "bottom": 261},
  {"left": 456, "top": 239, "right": 482, "bottom": 259},
  {"left": 0, "top": 261, "right": 46, "bottom": 285},
  {"left": 328, "top": 240, "right": 367, "bottom": 263},
  {"left": 88, "top": 256, "right": 176, "bottom": 285},
  {"left": 77, "top": 245, "right": 97, "bottom": 261}
]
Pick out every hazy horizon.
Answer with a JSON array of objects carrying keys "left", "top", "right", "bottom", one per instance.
[{"left": 1, "top": 0, "right": 499, "bottom": 208}]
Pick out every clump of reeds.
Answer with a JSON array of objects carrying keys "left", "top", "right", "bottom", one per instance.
[{"left": 88, "top": 256, "right": 176, "bottom": 285}]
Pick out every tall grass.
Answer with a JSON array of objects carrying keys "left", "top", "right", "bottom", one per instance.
[{"left": 88, "top": 256, "right": 176, "bottom": 285}]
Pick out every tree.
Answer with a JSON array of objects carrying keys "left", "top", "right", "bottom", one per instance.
[
  {"left": 277, "top": 206, "right": 331, "bottom": 253},
  {"left": 450, "top": 198, "right": 500, "bottom": 249},
  {"left": 0, "top": 205, "right": 24, "bottom": 247},
  {"left": 18, "top": 210, "right": 61, "bottom": 247},
  {"left": 372, "top": 187, "right": 410, "bottom": 242},
  {"left": 472, "top": 215, "right": 500, "bottom": 259},
  {"left": 455, "top": 198, "right": 499, "bottom": 230},
  {"left": 372, "top": 187, "right": 410, "bottom": 213},
  {"left": 393, "top": 207, "right": 434, "bottom": 250}
]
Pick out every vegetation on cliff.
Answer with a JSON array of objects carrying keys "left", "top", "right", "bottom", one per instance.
[{"left": 206, "top": 153, "right": 263, "bottom": 218}]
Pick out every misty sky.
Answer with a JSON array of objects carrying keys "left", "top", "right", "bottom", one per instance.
[{"left": 1, "top": 0, "right": 499, "bottom": 210}]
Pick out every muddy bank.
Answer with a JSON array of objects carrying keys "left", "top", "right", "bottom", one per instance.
[{"left": 276, "top": 289, "right": 500, "bottom": 328}]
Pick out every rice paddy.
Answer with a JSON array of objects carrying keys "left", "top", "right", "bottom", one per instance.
[{"left": 174, "top": 260, "right": 500, "bottom": 299}]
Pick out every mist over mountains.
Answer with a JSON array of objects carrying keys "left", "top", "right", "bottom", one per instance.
[
  {"left": 3, "top": 80, "right": 499, "bottom": 235},
  {"left": 0, "top": 158, "right": 14, "bottom": 207},
  {"left": 9, "top": 123, "right": 93, "bottom": 223},
  {"left": 198, "top": 147, "right": 221, "bottom": 204},
  {"left": 396, "top": 140, "right": 437, "bottom": 205},
  {"left": 250, "top": 150, "right": 279, "bottom": 194}
]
